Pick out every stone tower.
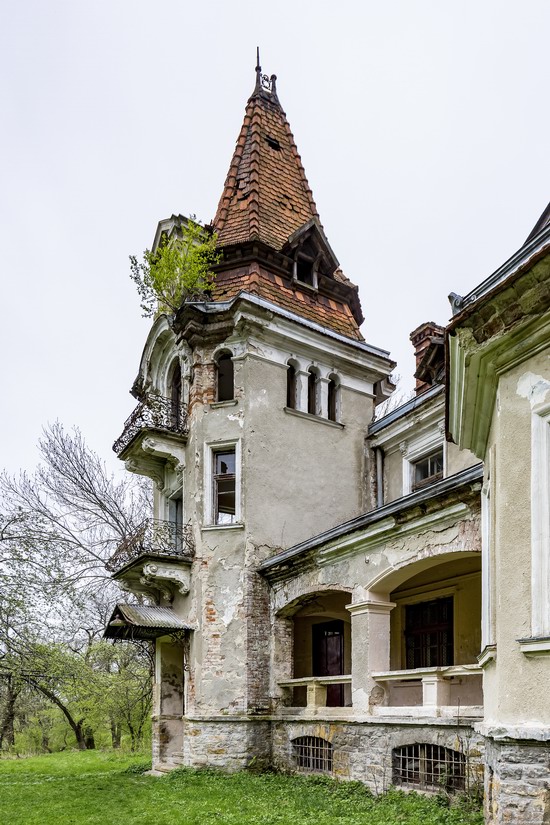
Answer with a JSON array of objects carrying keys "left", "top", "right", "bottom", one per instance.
[{"left": 105, "top": 60, "right": 394, "bottom": 770}]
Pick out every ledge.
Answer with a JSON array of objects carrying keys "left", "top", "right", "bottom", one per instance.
[
  {"left": 201, "top": 523, "right": 245, "bottom": 532},
  {"left": 209, "top": 399, "right": 238, "bottom": 409},
  {"left": 517, "top": 636, "right": 550, "bottom": 657},
  {"left": 283, "top": 407, "right": 344, "bottom": 429},
  {"left": 477, "top": 644, "right": 497, "bottom": 667}
]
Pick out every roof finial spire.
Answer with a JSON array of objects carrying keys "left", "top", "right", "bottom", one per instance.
[
  {"left": 252, "top": 48, "right": 279, "bottom": 104},
  {"left": 254, "top": 47, "right": 262, "bottom": 94}
]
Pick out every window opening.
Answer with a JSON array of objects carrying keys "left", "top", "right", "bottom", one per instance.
[
  {"left": 216, "top": 353, "right": 234, "bottom": 402},
  {"left": 265, "top": 135, "right": 281, "bottom": 151},
  {"left": 412, "top": 449, "right": 443, "bottom": 491},
  {"left": 168, "top": 491, "right": 183, "bottom": 551},
  {"left": 170, "top": 362, "right": 182, "bottom": 428},
  {"left": 213, "top": 450, "right": 236, "bottom": 525},
  {"left": 292, "top": 736, "right": 333, "bottom": 773},
  {"left": 393, "top": 744, "right": 465, "bottom": 792},
  {"left": 327, "top": 376, "right": 338, "bottom": 422},
  {"left": 405, "top": 597, "right": 453, "bottom": 669},
  {"left": 286, "top": 363, "right": 297, "bottom": 409},
  {"left": 312, "top": 620, "right": 344, "bottom": 707},
  {"left": 296, "top": 257, "right": 314, "bottom": 287},
  {"left": 307, "top": 369, "right": 318, "bottom": 415}
]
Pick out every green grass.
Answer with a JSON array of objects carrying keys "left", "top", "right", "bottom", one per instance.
[{"left": 0, "top": 751, "right": 483, "bottom": 825}]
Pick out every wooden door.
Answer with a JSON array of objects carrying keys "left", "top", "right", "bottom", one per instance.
[{"left": 312, "top": 620, "right": 344, "bottom": 706}]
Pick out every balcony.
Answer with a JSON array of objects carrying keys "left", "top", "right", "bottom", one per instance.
[
  {"left": 113, "top": 395, "right": 188, "bottom": 458},
  {"left": 106, "top": 519, "right": 195, "bottom": 601},
  {"left": 372, "top": 665, "right": 483, "bottom": 718}
]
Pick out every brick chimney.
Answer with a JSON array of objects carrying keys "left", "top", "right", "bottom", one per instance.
[{"left": 410, "top": 321, "right": 445, "bottom": 395}]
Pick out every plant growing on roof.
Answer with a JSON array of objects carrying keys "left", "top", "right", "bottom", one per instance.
[{"left": 129, "top": 216, "right": 220, "bottom": 318}]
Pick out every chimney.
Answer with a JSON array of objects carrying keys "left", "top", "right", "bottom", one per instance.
[{"left": 410, "top": 321, "right": 445, "bottom": 396}]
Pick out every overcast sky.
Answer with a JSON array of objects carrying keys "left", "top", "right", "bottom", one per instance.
[{"left": 1, "top": 0, "right": 548, "bottom": 476}]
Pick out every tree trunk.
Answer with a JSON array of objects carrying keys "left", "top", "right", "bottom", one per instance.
[
  {"left": 27, "top": 678, "right": 89, "bottom": 750},
  {"left": 110, "top": 719, "right": 121, "bottom": 749},
  {"left": 0, "top": 676, "right": 19, "bottom": 749},
  {"left": 83, "top": 726, "right": 95, "bottom": 749}
]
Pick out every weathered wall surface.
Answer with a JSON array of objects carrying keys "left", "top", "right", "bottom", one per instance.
[
  {"left": 483, "top": 349, "right": 550, "bottom": 728},
  {"left": 485, "top": 737, "right": 550, "bottom": 825}
]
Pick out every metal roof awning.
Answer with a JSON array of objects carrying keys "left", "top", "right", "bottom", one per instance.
[{"left": 103, "top": 603, "right": 192, "bottom": 641}]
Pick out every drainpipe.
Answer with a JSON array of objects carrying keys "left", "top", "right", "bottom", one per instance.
[{"left": 375, "top": 447, "right": 384, "bottom": 508}]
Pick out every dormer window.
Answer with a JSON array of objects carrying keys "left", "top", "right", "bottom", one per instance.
[
  {"left": 294, "top": 256, "right": 317, "bottom": 288},
  {"left": 216, "top": 351, "right": 234, "bottom": 402}
]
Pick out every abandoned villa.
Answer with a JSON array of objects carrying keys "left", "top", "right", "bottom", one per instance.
[{"left": 103, "top": 63, "right": 550, "bottom": 824}]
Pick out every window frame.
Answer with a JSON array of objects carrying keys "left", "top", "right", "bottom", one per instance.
[
  {"left": 402, "top": 432, "right": 445, "bottom": 495},
  {"left": 203, "top": 439, "right": 242, "bottom": 527}
]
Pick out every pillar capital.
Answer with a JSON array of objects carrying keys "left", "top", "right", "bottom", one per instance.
[{"left": 346, "top": 599, "right": 396, "bottom": 616}]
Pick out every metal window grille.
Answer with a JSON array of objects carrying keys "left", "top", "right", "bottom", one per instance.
[
  {"left": 392, "top": 743, "right": 465, "bottom": 792},
  {"left": 292, "top": 736, "right": 333, "bottom": 773}
]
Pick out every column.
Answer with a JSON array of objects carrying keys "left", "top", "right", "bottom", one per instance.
[{"left": 346, "top": 598, "right": 395, "bottom": 714}]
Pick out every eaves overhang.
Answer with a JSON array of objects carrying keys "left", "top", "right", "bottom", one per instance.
[
  {"left": 258, "top": 463, "right": 483, "bottom": 581},
  {"left": 449, "top": 225, "right": 550, "bottom": 325},
  {"left": 180, "top": 291, "right": 393, "bottom": 365},
  {"left": 447, "top": 308, "right": 550, "bottom": 456},
  {"left": 369, "top": 384, "right": 444, "bottom": 441}
]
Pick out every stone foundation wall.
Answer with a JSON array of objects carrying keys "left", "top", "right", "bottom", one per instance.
[
  {"left": 272, "top": 718, "right": 484, "bottom": 794},
  {"left": 485, "top": 738, "right": 550, "bottom": 824},
  {"left": 181, "top": 718, "right": 272, "bottom": 771}
]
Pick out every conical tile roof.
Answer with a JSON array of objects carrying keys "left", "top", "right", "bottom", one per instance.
[{"left": 213, "top": 70, "right": 320, "bottom": 250}]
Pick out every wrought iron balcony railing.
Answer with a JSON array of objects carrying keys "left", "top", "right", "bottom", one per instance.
[
  {"left": 106, "top": 518, "right": 195, "bottom": 573},
  {"left": 113, "top": 395, "right": 188, "bottom": 456}
]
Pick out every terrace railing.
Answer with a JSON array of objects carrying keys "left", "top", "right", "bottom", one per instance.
[
  {"left": 106, "top": 518, "right": 195, "bottom": 573},
  {"left": 113, "top": 394, "right": 188, "bottom": 456}
]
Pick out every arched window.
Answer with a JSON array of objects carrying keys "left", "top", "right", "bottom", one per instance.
[
  {"left": 392, "top": 744, "right": 465, "bottom": 792},
  {"left": 216, "top": 352, "right": 234, "bottom": 402},
  {"left": 286, "top": 361, "right": 297, "bottom": 409},
  {"left": 170, "top": 361, "right": 182, "bottom": 429},
  {"left": 327, "top": 374, "right": 340, "bottom": 422},
  {"left": 307, "top": 367, "right": 319, "bottom": 415}
]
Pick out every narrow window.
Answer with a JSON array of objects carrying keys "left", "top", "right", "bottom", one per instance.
[
  {"left": 412, "top": 449, "right": 443, "bottom": 490},
  {"left": 213, "top": 450, "right": 236, "bottom": 525},
  {"left": 308, "top": 368, "right": 318, "bottom": 415},
  {"left": 393, "top": 744, "right": 465, "bottom": 792},
  {"left": 168, "top": 491, "right": 183, "bottom": 552},
  {"left": 405, "top": 597, "right": 453, "bottom": 668},
  {"left": 286, "top": 362, "right": 297, "bottom": 409},
  {"left": 216, "top": 353, "right": 234, "bottom": 402},
  {"left": 327, "top": 375, "right": 339, "bottom": 422},
  {"left": 170, "top": 362, "right": 182, "bottom": 429}
]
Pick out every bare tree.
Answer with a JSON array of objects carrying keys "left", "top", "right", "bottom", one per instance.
[{"left": 0, "top": 423, "right": 152, "bottom": 751}]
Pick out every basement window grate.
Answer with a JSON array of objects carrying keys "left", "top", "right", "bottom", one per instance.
[
  {"left": 292, "top": 736, "right": 333, "bottom": 773},
  {"left": 392, "top": 743, "right": 465, "bottom": 792}
]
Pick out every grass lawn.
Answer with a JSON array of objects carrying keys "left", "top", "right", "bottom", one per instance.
[{"left": 0, "top": 750, "right": 483, "bottom": 825}]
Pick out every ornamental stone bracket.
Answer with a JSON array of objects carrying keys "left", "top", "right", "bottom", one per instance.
[{"left": 117, "top": 560, "right": 191, "bottom": 603}]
